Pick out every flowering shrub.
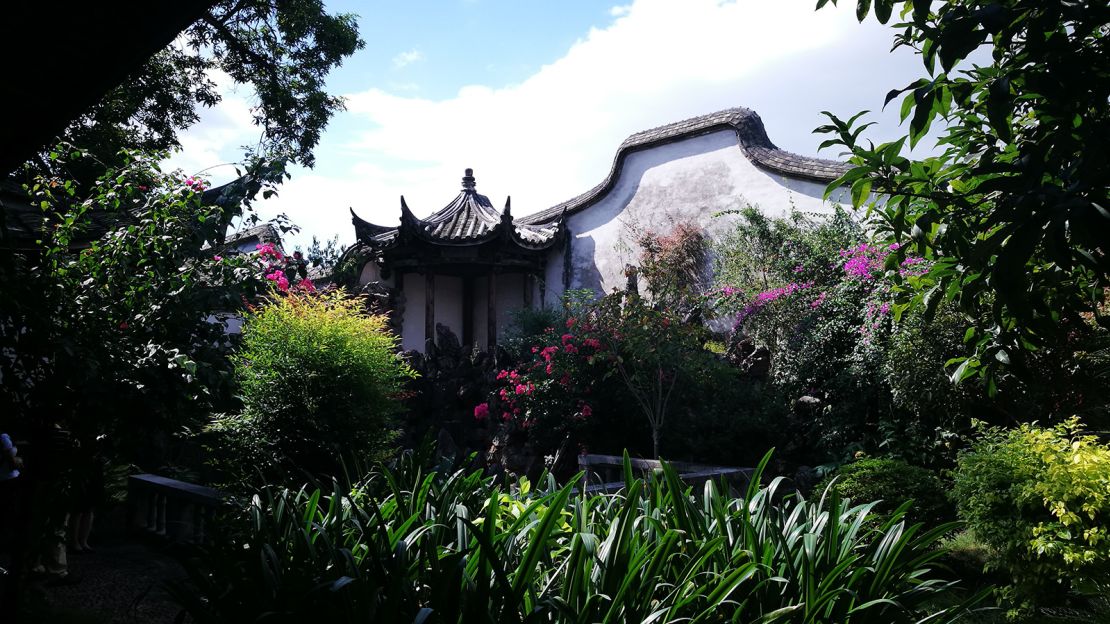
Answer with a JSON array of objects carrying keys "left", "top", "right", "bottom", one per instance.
[
  {"left": 712, "top": 208, "right": 977, "bottom": 467},
  {"left": 232, "top": 241, "right": 315, "bottom": 294},
  {"left": 207, "top": 290, "right": 416, "bottom": 487},
  {"left": 952, "top": 418, "right": 1110, "bottom": 610},
  {"left": 477, "top": 292, "right": 765, "bottom": 464},
  {"left": 635, "top": 222, "right": 709, "bottom": 315},
  {"left": 475, "top": 310, "right": 616, "bottom": 456}
]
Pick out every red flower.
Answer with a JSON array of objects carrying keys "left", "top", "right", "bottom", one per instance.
[
  {"left": 473, "top": 403, "right": 490, "bottom": 421},
  {"left": 118, "top": 321, "right": 129, "bottom": 330},
  {"left": 566, "top": 317, "right": 577, "bottom": 329},
  {"left": 581, "top": 404, "right": 593, "bottom": 418},
  {"left": 561, "top": 333, "right": 574, "bottom": 345}
]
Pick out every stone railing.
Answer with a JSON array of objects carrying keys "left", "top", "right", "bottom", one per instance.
[
  {"left": 128, "top": 474, "right": 227, "bottom": 544},
  {"left": 577, "top": 453, "right": 753, "bottom": 495}
]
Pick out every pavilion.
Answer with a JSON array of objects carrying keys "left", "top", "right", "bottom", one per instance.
[{"left": 350, "top": 169, "right": 565, "bottom": 352}]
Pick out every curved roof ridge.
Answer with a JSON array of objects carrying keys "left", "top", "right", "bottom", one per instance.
[{"left": 517, "top": 106, "right": 850, "bottom": 226}]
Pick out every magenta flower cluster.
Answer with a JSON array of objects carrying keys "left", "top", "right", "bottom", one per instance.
[
  {"left": 183, "top": 176, "right": 207, "bottom": 191},
  {"left": 840, "top": 243, "right": 891, "bottom": 279},
  {"left": 737, "top": 281, "right": 813, "bottom": 322}
]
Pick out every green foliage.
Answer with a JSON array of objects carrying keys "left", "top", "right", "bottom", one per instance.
[
  {"left": 484, "top": 292, "right": 754, "bottom": 462},
  {"left": 501, "top": 304, "right": 566, "bottom": 361},
  {"left": 952, "top": 418, "right": 1110, "bottom": 608},
  {"left": 635, "top": 221, "right": 710, "bottom": 318},
  {"left": 817, "top": 457, "right": 954, "bottom": 528},
  {"left": 816, "top": 0, "right": 1110, "bottom": 379},
  {"left": 0, "top": 149, "right": 285, "bottom": 452},
  {"left": 171, "top": 451, "right": 983, "bottom": 623},
  {"left": 38, "top": 0, "right": 364, "bottom": 175},
  {"left": 714, "top": 209, "right": 978, "bottom": 466},
  {"left": 207, "top": 291, "right": 416, "bottom": 486},
  {"left": 713, "top": 205, "right": 861, "bottom": 303},
  {"left": 294, "top": 234, "right": 347, "bottom": 271}
]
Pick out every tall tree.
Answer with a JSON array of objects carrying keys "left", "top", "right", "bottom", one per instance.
[
  {"left": 816, "top": 0, "right": 1110, "bottom": 380},
  {"left": 27, "top": 0, "right": 363, "bottom": 178}
]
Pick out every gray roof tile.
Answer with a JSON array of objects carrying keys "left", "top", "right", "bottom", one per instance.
[{"left": 517, "top": 107, "right": 850, "bottom": 225}]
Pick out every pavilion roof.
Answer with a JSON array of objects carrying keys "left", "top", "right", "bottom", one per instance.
[{"left": 351, "top": 169, "right": 563, "bottom": 252}]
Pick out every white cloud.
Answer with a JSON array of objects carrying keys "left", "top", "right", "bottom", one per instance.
[
  {"left": 172, "top": 0, "right": 928, "bottom": 249},
  {"left": 391, "top": 49, "right": 424, "bottom": 69},
  {"left": 325, "top": 0, "right": 921, "bottom": 236},
  {"left": 163, "top": 69, "right": 261, "bottom": 180}
]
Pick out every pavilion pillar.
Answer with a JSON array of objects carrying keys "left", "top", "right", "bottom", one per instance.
[
  {"left": 487, "top": 271, "right": 497, "bottom": 352},
  {"left": 425, "top": 272, "right": 435, "bottom": 347},
  {"left": 462, "top": 276, "right": 475, "bottom": 347},
  {"left": 523, "top": 273, "right": 534, "bottom": 310}
]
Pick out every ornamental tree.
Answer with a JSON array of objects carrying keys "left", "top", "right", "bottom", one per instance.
[
  {"left": 816, "top": 0, "right": 1110, "bottom": 381},
  {"left": 478, "top": 292, "right": 724, "bottom": 460},
  {"left": 0, "top": 148, "right": 287, "bottom": 451},
  {"left": 27, "top": 0, "right": 364, "bottom": 181},
  {"left": 207, "top": 290, "right": 415, "bottom": 487}
]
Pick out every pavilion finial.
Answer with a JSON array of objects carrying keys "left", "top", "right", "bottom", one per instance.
[{"left": 462, "top": 168, "right": 476, "bottom": 191}]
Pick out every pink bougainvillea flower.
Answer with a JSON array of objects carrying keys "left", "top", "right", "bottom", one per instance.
[
  {"left": 564, "top": 343, "right": 578, "bottom": 354},
  {"left": 515, "top": 384, "right": 528, "bottom": 395},
  {"left": 545, "top": 363, "right": 554, "bottom": 375},
  {"left": 561, "top": 333, "right": 574, "bottom": 345},
  {"left": 566, "top": 317, "right": 577, "bottom": 329},
  {"left": 212, "top": 255, "right": 223, "bottom": 262},
  {"left": 888, "top": 242, "right": 901, "bottom": 251},
  {"left": 473, "top": 402, "right": 490, "bottom": 421},
  {"left": 581, "top": 404, "right": 592, "bottom": 418},
  {"left": 583, "top": 337, "right": 601, "bottom": 349}
]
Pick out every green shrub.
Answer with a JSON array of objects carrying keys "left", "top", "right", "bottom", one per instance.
[
  {"left": 206, "top": 290, "right": 415, "bottom": 486},
  {"left": 170, "top": 452, "right": 983, "bottom": 623},
  {"left": 817, "top": 457, "right": 954, "bottom": 528},
  {"left": 952, "top": 418, "right": 1110, "bottom": 608}
]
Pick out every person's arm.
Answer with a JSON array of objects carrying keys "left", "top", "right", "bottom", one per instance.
[{"left": 1, "top": 434, "right": 21, "bottom": 470}]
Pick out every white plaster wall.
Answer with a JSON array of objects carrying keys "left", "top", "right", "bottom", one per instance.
[
  {"left": 359, "top": 261, "right": 383, "bottom": 284},
  {"left": 545, "top": 130, "right": 851, "bottom": 300},
  {"left": 496, "top": 273, "right": 525, "bottom": 338},
  {"left": 473, "top": 278, "right": 488, "bottom": 349},
  {"left": 400, "top": 272, "right": 426, "bottom": 351},
  {"left": 435, "top": 275, "right": 464, "bottom": 344}
]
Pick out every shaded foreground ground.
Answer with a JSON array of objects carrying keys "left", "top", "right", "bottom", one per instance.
[{"left": 22, "top": 538, "right": 187, "bottom": 624}]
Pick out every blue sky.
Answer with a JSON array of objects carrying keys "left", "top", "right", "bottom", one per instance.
[{"left": 169, "top": 0, "right": 930, "bottom": 248}]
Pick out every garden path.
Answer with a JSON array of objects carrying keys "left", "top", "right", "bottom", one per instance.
[{"left": 33, "top": 537, "right": 186, "bottom": 623}]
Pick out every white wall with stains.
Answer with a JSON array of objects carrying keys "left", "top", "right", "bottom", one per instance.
[{"left": 544, "top": 129, "right": 851, "bottom": 301}]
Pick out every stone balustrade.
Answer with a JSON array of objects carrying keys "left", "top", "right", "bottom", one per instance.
[
  {"left": 577, "top": 453, "right": 753, "bottom": 495},
  {"left": 127, "top": 474, "right": 227, "bottom": 544}
]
